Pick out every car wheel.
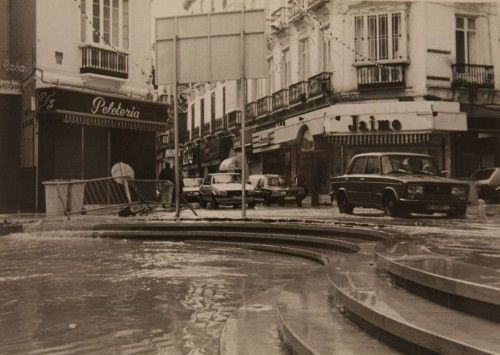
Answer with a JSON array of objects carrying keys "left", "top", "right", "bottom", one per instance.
[
  {"left": 337, "top": 192, "right": 353, "bottom": 214},
  {"left": 296, "top": 199, "right": 303, "bottom": 207},
  {"left": 211, "top": 196, "right": 219, "bottom": 209},
  {"left": 200, "top": 197, "right": 207, "bottom": 209},
  {"left": 383, "top": 193, "right": 406, "bottom": 217},
  {"left": 248, "top": 201, "right": 256, "bottom": 209},
  {"left": 447, "top": 206, "right": 466, "bottom": 218},
  {"left": 264, "top": 198, "right": 271, "bottom": 207}
]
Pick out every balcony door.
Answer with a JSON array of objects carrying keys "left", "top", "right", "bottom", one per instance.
[{"left": 455, "top": 16, "right": 476, "bottom": 65}]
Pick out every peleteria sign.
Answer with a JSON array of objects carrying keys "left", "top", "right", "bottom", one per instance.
[{"left": 37, "top": 88, "right": 168, "bottom": 124}]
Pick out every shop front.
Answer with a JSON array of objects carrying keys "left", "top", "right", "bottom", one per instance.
[
  {"left": 199, "top": 135, "right": 232, "bottom": 176},
  {"left": 35, "top": 88, "right": 168, "bottom": 210},
  {"left": 324, "top": 101, "right": 468, "bottom": 177},
  {"left": 251, "top": 128, "right": 284, "bottom": 175}
]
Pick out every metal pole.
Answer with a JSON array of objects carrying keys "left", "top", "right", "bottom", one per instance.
[
  {"left": 240, "top": 9, "right": 246, "bottom": 218},
  {"left": 174, "top": 31, "right": 180, "bottom": 218}
]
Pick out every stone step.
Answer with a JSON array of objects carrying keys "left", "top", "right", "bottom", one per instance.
[
  {"left": 328, "top": 251, "right": 500, "bottom": 355},
  {"left": 276, "top": 268, "right": 400, "bottom": 354},
  {"left": 375, "top": 240, "right": 500, "bottom": 307}
]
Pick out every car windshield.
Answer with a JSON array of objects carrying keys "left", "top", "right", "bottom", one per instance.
[
  {"left": 472, "top": 168, "right": 495, "bottom": 180},
  {"left": 183, "top": 178, "right": 203, "bottom": 187},
  {"left": 382, "top": 155, "right": 438, "bottom": 175},
  {"left": 213, "top": 174, "right": 241, "bottom": 184},
  {"left": 266, "top": 176, "right": 289, "bottom": 187}
]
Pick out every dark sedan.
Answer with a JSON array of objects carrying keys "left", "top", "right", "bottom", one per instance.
[
  {"left": 330, "top": 153, "right": 469, "bottom": 218},
  {"left": 249, "top": 174, "right": 305, "bottom": 207}
]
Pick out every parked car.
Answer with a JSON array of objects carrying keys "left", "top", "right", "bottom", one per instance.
[
  {"left": 182, "top": 178, "right": 204, "bottom": 203},
  {"left": 199, "top": 173, "right": 256, "bottom": 209},
  {"left": 471, "top": 167, "right": 500, "bottom": 202},
  {"left": 249, "top": 174, "right": 305, "bottom": 207},
  {"left": 330, "top": 153, "right": 469, "bottom": 218}
]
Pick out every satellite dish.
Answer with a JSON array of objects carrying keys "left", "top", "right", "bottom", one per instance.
[{"left": 111, "top": 162, "right": 135, "bottom": 185}]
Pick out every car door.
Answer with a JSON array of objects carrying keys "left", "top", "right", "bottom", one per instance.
[
  {"left": 344, "top": 157, "right": 367, "bottom": 203},
  {"left": 362, "top": 156, "right": 382, "bottom": 205}
]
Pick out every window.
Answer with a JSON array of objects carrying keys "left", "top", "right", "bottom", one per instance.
[
  {"left": 200, "top": 98, "right": 205, "bottom": 126},
  {"left": 211, "top": 92, "right": 216, "bottom": 121},
  {"left": 366, "top": 157, "right": 380, "bottom": 174},
  {"left": 281, "top": 48, "right": 291, "bottom": 88},
  {"left": 81, "top": 0, "right": 86, "bottom": 42},
  {"left": 320, "top": 27, "right": 331, "bottom": 72},
  {"left": 222, "top": 0, "right": 227, "bottom": 9},
  {"left": 191, "top": 104, "right": 195, "bottom": 133},
  {"left": 350, "top": 157, "right": 367, "bottom": 174},
  {"left": 299, "top": 38, "right": 310, "bottom": 81},
  {"left": 222, "top": 87, "right": 226, "bottom": 115},
  {"left": 90, "top": 0, "right": 129, "bottom": 49},
  {"left": 354, "top": 12, "right": 405, "bottom": 62},
  {"left": 456, "top": 16, "right": 476, "bottom": 64}
]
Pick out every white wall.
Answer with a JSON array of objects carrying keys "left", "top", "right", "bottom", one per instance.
[{"left": 36, "top": 0, "right": 153, "bottom": 97}]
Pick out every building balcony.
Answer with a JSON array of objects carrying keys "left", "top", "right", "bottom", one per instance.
[
  {"left": 246, "top": 101, "right": 258, "bottom": 123},
  {"left": 212, "top": 118, "right": 225, "bottom": 133},
  {"left": 272, "top": 89, "right": 289, "bottom": 111},
  {"left": 289, "top": 81, "right": 308, "bottom": 106},
  {"left": 80, "top": 45, "right": 128, "bottom": 79},
  {"left": 357, "top": 63, "right": 406, "bottom": 90},
  {"left": 451, "top": 64, "right": 494, "bottom": 89},
  {"left": 308, "top": 72, "right": 332, "bottom": 99},
  {"left": 202, "top": 122, "right": 211, "bottom": 137},
  {"left": 257, "top": 96, "right": 273, "bottom": 117},
  {"left": 226, "top": 110, "right": 242, "bottom": 130},
  {"left": 270, "top": 7, "right": 290, "bottom": 33},
  {"left": 289, "top": 0, "right": 306, "bottom": 21},
  {"left": 308, "top": 0, "right": 328, "bottom": 9},
  {"left": 192, "top": 127, "right": 200, "bottom": 140}
]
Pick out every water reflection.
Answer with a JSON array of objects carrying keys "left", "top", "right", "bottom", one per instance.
[{"left": 0, "top": 233, "right": 313, "bottom": 354}]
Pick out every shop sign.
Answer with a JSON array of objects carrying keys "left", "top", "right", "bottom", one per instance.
[
  {"left": 1, "top": 60, "right": 26, "bottom": 74},
  {"left": 36, "top": 88, "right": 168, "bottom": 124},
  {"left": 0, "top": 79, "right": 21, "bottom": 92},
  {"left": 200, "top": 137, "right": 230, "bottom": 163},
  {"left": 348, "top": 115, "right": 402, "bottom": 132},
  {"left": 252, "top": 130, "right": 274, "bottom": 148},
  {"left": 183, "top": 147, "right": 194, "bottom": 165},
  {"left": 165, "top": 149, "right": 176, "bottom": 158}
]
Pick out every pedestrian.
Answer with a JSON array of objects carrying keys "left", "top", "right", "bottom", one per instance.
[{"left": 158, "top": 162, "right": 174, "bottom": 207}]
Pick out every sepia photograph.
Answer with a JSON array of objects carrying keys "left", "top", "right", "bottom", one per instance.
[{"left": 0, "top": 0, "right": 499, "bottom": 353}]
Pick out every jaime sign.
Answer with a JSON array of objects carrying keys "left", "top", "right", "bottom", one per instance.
[
  {"left": 91, "top": 96, "right": 141, "bottom": 119},
  {"left": 348, "top": 115, "right": 402, "bottom": 132}
]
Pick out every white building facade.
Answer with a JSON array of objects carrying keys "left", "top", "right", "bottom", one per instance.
[
  {"left": 11, "top": 0, "right": 168, "bottom": 211},
  {"left": 178, "top": 0, "right": 500, "bottom": 205}
]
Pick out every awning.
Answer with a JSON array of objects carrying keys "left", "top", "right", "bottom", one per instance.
[
  {"left": 252, "top": 144, "right": 282, "bottom": 154},
  {"left": 219, "top": 155, "right": 248, "bottom": 172},
  {"left": 46, "top": 110, "right": 167, "bottom": 132},
  {"left": 328, "top": 133, "right": 430, "bottom": 145}
]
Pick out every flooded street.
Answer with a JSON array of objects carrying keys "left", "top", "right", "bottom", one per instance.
[{"left": 0, "top": 233, "right": 315, "bottom": 354}]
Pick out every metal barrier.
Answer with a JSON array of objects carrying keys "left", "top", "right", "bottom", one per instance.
[{"left": 44, "top": 177, "right": 174, "bottom": 216}]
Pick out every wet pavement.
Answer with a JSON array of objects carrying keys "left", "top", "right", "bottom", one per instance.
[{"left": 0, "top": 232, "right": 315, "bottom": 354}]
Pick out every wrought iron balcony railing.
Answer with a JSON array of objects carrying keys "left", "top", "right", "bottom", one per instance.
[
  {"left": 212, "top": 118, "right": 224, "bottom": 133},
  {"left": 246, "top": 101, "right": 258, "bottom": 122},
  {"left": 289, "top": 81, "right": 308, "bottom": 106},
  {"left": 308, "top": 72, "right": 332, "bottom": 99},
  {"left": 80, "top": 45, "right": 128, "bottom": 79},
  {"left": 272, "top": 89, "right": 289, "bottom": 111},
  {"left": 289, "top": 0, "right": 306, "bottom": 21},
  {"left": 257, "top": 96, "right": 273, "bottom": 117},
  {"left": 226, "top": 110, "right": 242, "bottom": 130},
  {"left": 357, "top": 63, "right": 406, "bottom": 90},
  {"left": 192, "top": 127, "right": 200, "bottom": 140},
  {"left": 451, "top": 64, "right": 494, "bottom": 89},
  {"left": 202, "top": 122, "right": 211, "bottom": 137}
]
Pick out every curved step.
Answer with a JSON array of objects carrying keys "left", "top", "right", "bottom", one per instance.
[
  {"left": 276, "top": 268, "right": 400, "bottom": 354},
  {"left": 375, "top": 241, "right": 500, "bottom": 311},
  {"left": 328, "top": 251, "right": 500, "bottom": 355}
]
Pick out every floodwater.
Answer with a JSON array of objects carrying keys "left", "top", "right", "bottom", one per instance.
[{"left": 0, "top": 232, "right": 314, "bottom": 354}]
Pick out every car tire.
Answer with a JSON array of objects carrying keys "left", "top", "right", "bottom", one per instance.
[
  {"left": 211, "top": 196, "right": 219, "bottom": 209},
  {"left": 296, "top": 199, "right": 303, "bottom": 207},
  {"left": 383, "top": 192, "right": 406, "bottom": 217},
  {"left": 337, "top": 192, "right": 353, "bottom": 214},
  {"left": 200, "top": 197, "right": 207, "bottom": 209},
  {"left": 447, "top": 206, "right": 466, "bottom": 218},
  {"left": 264, "top": 198, "right": 271, "bottom": 207},
  {"left": 248, "top": 201, "right": 256, "bottom": 209}
]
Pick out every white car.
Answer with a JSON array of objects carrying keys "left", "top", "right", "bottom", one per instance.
[
  {"left": 472, "top": 167, "right": 500, "bottom": 202},
  {"left": 199, "top": 173, "right": 256, "bottom": 209},
  {"left": 182, "top": 178, "right": 204, "bottom": 203}
]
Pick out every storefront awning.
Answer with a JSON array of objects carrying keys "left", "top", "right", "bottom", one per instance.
[
  {"left": 54, "top": 111, "right": 167, "bottom": 132},
  {"left": 328, "top": 133, "right": 430, "bottom": 146}
]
